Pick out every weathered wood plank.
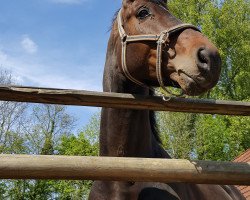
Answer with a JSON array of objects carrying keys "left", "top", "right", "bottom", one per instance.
[
  {"left": 0, "top": 85, "right": 249, "bottom": 115},
  {"left": 0, "top": 154, "right": 249, "bottom": 185}
]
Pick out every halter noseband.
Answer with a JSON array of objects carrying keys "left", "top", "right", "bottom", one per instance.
[{"left": 117, "top": 9, "right": 200, "bottom": 96}]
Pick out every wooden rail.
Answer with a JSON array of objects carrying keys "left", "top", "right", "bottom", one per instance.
[
  {"left": 0, "top": 85, "right": 249, "bottom": 115},
  {"left": 0, "top": 155, "right": 249, "bottom": 185}
]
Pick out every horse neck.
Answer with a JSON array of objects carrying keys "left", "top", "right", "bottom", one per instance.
[{"left": 99, "top": 30, "right": 155, "bottom": 158}]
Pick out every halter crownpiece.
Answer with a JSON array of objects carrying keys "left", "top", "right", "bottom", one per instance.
[{"left": 117, "top": 9, "right": 201, "bottom": 96}]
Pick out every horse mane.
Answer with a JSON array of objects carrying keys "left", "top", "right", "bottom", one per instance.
[
  {"left": 110, "top": 10, "right": 119, "bottom": 31},
  {"left": 149, "top": 90, "right": 162, "bottom": 144}
]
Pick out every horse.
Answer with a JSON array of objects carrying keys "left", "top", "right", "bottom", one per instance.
[{"left": 89, "top": 0, "right": 245, "bottom": 199}]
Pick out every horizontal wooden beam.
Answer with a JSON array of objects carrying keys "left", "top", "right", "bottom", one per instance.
[
  {"left": 0, "top": 155, "right": 249, "bottom": 185},
  {"left": 0, "top": 85, "right": 249, "bottom": 115}
]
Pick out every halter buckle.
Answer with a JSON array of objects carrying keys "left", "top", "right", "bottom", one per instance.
[{"left": 158, "top": 32, "right": 170, "bottom": 44}]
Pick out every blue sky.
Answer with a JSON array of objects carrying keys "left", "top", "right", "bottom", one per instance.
[{"left": 0, "top": 0, "right": 122, "bottom": 129}]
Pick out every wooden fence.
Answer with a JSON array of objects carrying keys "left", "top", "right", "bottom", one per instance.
[
  {"left": 0, "top": 85, "right": 249, "bottom": 185},
  {"left": 0, "top": 155, "right": 249, "bottom": 185},
  {"left": 0, "top": 85, "right": 249, "bottom": 115}
]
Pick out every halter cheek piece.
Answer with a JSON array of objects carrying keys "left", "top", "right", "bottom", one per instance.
[{"left": 117, "top": 9, "right": 201, "bottom": 96}]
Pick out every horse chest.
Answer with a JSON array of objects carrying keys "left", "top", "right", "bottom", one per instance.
[{"left": 89, "top": 181, "right": 180, "bottom": 200}]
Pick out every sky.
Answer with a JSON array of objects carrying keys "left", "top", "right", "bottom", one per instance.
[{"left": 0, "top": 0, "right": 122, "bottom": 130}]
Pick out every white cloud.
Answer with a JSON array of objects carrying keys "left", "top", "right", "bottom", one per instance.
[
  {"left": 26, "top": 72, "right": 101, "bottom": 91},
  {"left": 21, "top": 35, "right": 38, "bottom": 54},
  {"left": 0, "top": 49, "right": 102, "bottom": 91},
  {"left": 49, "top": 0, "right": 88, "bottom": 4}
]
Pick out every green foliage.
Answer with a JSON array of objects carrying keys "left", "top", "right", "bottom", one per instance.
[
  {"left": 226, "top": 115, "right": 250, "bottom": 150},
  {"left": 0, "top": 181, "right": 7, "bottom": 199},
  {"left": 41, "top": 136, "right": 54, "bottom": 155},
  {"left": 24, "top": 104, "right": 76, "bottom": 155},
  {"left": 158, "top": 112, "right": 196, "bottom": 159},
  {"left": 158, "top": 112, "right": 250, "bottom": 161},
  {"left": 215, "top": 0, "right": 250, "bottom": 100},
  {"left": 57, "top": 133, "right": 98, "bottom": 156},
  {"left": 52, "top": 180, "right": 92, "bottom": 200},
  {"left": 0, "top": 131, "right": 27, "bottom": 154},
  {"left": 6, "top": 180, "right": 54, "bottom": 200},
  {"left": 80, "top": 112, "right": 100, "bottom": 146},
  {"left": 195, "top": 115, "right": 248, "bottom": 161}
]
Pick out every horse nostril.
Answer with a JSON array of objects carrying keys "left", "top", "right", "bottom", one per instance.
[
  {"left": 196, "top": 47, "right": 222, "bottom": 82},
  {"left": 198, "top": 48, "right": 209, "bottom": 64},
  {"left": 197, "top": 48, "right": 210, "bottom": 70},
  {"left": 198, "top": 48, "right": 208, "bottom": 63}
]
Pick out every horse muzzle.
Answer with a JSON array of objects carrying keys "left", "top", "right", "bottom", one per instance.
[{"left": 167, "top": 29, "right": 222, "bottom": 96}]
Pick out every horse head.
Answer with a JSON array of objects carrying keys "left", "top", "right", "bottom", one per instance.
[{"left": 116, "top": 0, "right": 221, "bottom": 96}]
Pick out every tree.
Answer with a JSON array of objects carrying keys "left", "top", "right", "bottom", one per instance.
[
  {"left": 0, "top": 68, "right": 29, "bottom": 198},
  {"left": 0, "top": 181, "right": 8, "bottom": 199},
  {"left": 23, "top": 104, "right": 76, "bottom": 155},
  {"left": 53, "top": 132, "right": 98, "bottom": 199},
  {"left": 194, "top": 115, "right": 248, "bottom": 161},
  {"left": 157, "top": 112, "right": 196, "bottom": 159},
  {"left": 17, "top": 104, "right": 76, "bottom": 199},
  {"left": 0, "top": 69, "right": 28, "bottom": 154}
]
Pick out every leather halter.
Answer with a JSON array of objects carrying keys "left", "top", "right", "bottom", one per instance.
[{"left": 117, "top": 9, "right": 201, "bottom": 96}]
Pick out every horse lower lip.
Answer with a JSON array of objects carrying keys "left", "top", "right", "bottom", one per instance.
[
  {"left": 180, "top": 72, "right": 197, "bottom": 84},
  {"left": 178, "top": 73, "right": 206, "bottom": 95},
  {"left": 181, "top": 72, "right": 216, "bottom": 90}
]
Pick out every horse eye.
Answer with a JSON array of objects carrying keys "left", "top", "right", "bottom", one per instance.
[{"left": 137, "top": 8, "right": 151, "bottom": 19}]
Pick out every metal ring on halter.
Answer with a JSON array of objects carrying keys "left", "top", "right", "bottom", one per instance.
[
  {"left": 117, "top": 9, "right": 201, "bottom": 98},
  {"left": 162, "top": 95, "right": 172, "bottom": 102},
  {"left": 162, "top": 43, "right": 168, "bottom": 51}
]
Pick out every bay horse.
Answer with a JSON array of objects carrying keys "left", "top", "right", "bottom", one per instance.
[{"left": 89, "top": 0, "right": 245, "bottom": 199}]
